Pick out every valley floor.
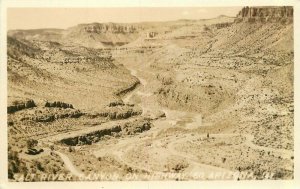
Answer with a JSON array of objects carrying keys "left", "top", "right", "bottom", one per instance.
[{"left": 9, "top": 49, "right": 293, "bottom": 181}]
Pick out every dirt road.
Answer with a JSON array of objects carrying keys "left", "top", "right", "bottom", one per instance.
[
  {"left": 53, "top": 151, "right": 84, "bottom": 178},
  {"left": 43, "top": 63, "right": 293, "bottom": 179}
]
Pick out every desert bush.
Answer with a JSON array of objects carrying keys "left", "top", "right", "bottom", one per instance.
[
  {"left": 273, "top": 169, "right": 286, "bottom": 179},
  {"left": 222, "top": 157, "right": 227, "bottom": 163},
  {"left": 125, "top": 166, "right": 133, "bottom": 173},
  {"left": 173, "top": 162, "right": 188, "bottom": 172},
  {"left": 35, "top": 161, "right": 45, "bottom": 172},
  {"left": 161, "top": 77, "right": 173, "bottom": 85},
  {"left": 50, "top": 145, "right": 55, "bottom": 151},
  {"left": 203, "top": 24, "right": 210, "bottom": 31},
  {"left": 26, "top": 139, "right": 38, "bottom": 149},
  {"left": 8, "top": 148, "right": 28, "bottom": 180}
]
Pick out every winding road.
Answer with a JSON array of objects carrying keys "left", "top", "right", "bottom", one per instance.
[
  {"left": 113, "top": 65, "right": 294, "bottom": 175},
  {"left": 53, "top": 151, "right": 84, "bottom": 178},
  {"left": 41, "top": 65, "right": 293, "bottom": 180}
]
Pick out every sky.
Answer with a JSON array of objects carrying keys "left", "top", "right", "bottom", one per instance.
[{"left": 7, "top": 7, "right": 243, "bottom": 30}]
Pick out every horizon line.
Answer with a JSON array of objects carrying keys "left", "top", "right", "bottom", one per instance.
[{"left": 7, "top": 14, "right": 235, "bottom": 31}]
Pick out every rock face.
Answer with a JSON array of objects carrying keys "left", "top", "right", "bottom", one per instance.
[
  {"left": 7, "top": 100, "right": 36, "bottom": 113},
  {"left": 108, "top": 100, "right": 125, "bottom": 107},
  {"left": 121, "top": 120, "right": 151, "bottom": 135},
  {"left": 213, "top": 22, "right": 233, "bottom": 29},
  {"left": 15, "top": 108, "right": 84, "bottom": 122},
  {"left": 64, "top": 23, "right": 142, "bottom": 48},
  {"left": 98, "top": 104, "right": 142, "bottom": 120},
  {"left": 45, "top": 101, "right": 74, "bottom": 109},
  {"left": 34, "top": 110, "right": 83, "bottom": 122},
  {"left": 82, "top": 23, "right": 137, "bottom": 34},
  {"left": 61, "top": 125, "right": 122, "bottom": 145},
  {"left": 60, "top": 119, "right": 152, "bottom": 146},
  {"left": 115, "top": 80, "right": 140, "bottom": 96},
  {"left": 235, "top": 6, "right": 293, "bottom": 23},
  {"left": 146, "top": 31, "right": 158, "bottom": 38}
]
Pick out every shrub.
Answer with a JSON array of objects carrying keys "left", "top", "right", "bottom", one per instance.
[
  {"left": 8, "top": 149, "right": 28, "bottom": 180},
  {"left": 26, "top": 139, "right": 38, "bottom": 149},
  {"left": 35, "top": 161, "right": 44, "bottom": 172}
]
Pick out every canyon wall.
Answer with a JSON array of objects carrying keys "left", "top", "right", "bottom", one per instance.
[{"left": 235, "top": 6, "right": 293, "bottom": 23}]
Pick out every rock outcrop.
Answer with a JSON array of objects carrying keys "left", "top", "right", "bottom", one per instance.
[
  {"left": 7, "top": 100, "right": 36, "bottom": 113},
  {"left": 61, "top": 125, "right": 122, "bottom": 145},
  {"left": 98, "top": 104, "right": 142, "bottom": 120},
  {"left": 60, "top": 119, "right": 152, "bottom": 146},
  {"left": 45, "top": 101, "right": 74, "bottom": 109},
  {"left": 146, "top": 31, "right": 158, "bottom": 38},
  {"left": 235, "top": 6, "right": 293, "bottom": 23},
  {"left": 18, "top": 108, "right": 83, "bottom": 122},
  {"left": 115, "top": 80, "right": 140, "bottom": 96},
  {"left": 213, "top": 22, "right": 233, "bottom": 29},
  {"left": 108, "top": 100, "right": 125, "bottom": 107},
  {"left": 34, "top": 110, "right": 83, "bottom": 122},
  {"left": 82, "top": 23, "right": 137, "bottom": 34},
  {"left": 121, "top": 120, "right": 151, "bottom": 135},
  {"left": 63, "top": 23, "right": 142, "bottom": 48}
]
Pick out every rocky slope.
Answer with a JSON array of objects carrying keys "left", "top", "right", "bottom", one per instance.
[
  {"left": 149, "top": 7, "right": 293, "bottom": 116},
  {"left": 140, "top": 7, "right": 294, "bottom": 152},
  {"left": 7, "top": 6, "right": 294, "bottom": 181},
  {"left": 7, "top": 35, "right": 139, "bottom": 111}
]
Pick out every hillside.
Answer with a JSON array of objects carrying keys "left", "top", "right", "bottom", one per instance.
[
  {"left": 7, "top": 35, "right": 139, "bottom": 111},
  {"left": 7, "top": 6, "right": 294, "bottom": 181}
]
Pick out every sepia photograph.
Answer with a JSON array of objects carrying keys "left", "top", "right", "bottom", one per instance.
[{"left": 0, "top": 0, "right": 299, "bottom": 188}]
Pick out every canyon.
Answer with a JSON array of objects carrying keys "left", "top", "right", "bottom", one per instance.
[{"left": 7, "top": 6, "right": 294, "bottom": 181}]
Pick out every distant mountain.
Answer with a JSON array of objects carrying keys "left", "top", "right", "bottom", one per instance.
[
  {"left": 8, "top": 23, "right": 144, "bottom": 49},
  {"left": 7, "top": 16, "right": 237, "bottom": 49},
  {"left": 217, "top": 14, "right": 233, "bottom": 18},
  {"left": 8, "top": 28, "right": 63, "bottom": 42}
]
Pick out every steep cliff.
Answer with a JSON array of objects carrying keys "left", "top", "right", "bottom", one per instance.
[
  {"left": 63, "top": 23, "right": 142, "bottom": 48},
  {"left": 80, "top": 23, "right": 137, "bottom": 34},
  {"left": 235, "top": 6, "right": 293, "bottom": 23}
]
